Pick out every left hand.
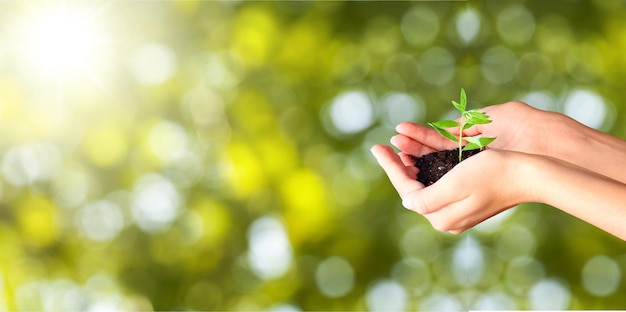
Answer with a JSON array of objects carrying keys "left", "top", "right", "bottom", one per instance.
[{"left": 371, "top": 145, "right": 527, "bottom": 234}]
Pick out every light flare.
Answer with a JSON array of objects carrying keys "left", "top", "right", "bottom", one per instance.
[
  {"left": 17, "top": 4, "right": 111, "bottom": 81},
  {"left": 10, "top": 2, "right": 114, "bottom": 119}
]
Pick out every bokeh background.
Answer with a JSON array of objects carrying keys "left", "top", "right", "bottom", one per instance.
[{"left": 1, "top": 0, "right": 626, "bottom": 310}]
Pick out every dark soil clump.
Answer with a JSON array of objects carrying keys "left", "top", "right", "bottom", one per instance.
[{"left": 409, "top": 148, "right": 481, "bottom": 186}]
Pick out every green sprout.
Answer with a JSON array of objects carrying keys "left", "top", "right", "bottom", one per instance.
[{"left": 428, "top": 88, "right": 496, "bottom": 162}]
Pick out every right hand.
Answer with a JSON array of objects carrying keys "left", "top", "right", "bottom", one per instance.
[{"left": 391, "top": 101, "right": 566, "bottom": 159}]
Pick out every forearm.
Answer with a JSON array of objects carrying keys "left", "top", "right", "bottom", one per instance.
[
  {"left": 525, "top": 154, "right": 626, "bottom": 241},
  {"left": 542, "top": 113, "right": 626, "bottom": 184}
]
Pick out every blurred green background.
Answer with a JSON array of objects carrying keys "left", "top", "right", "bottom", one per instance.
[{"left": 0, "top": 0, "right": 626, "bottom": 310}]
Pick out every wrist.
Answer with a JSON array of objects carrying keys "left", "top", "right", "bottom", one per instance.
[
  {"left": 529, "top": 111, "right": 578, "bottom": 158},
  {"left": 519, "top": 153, "right": 582, "bottom": 205},
  {"left": 511, "top": 152, "right": 548, "bottom": 204},
  {"left": 485, "top": 150, "right": 543, "bottom": 206},
  {"left": 541, "top": 113, "right": 626, "bottom": 184}
]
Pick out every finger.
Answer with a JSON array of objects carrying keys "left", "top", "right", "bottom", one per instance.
[
  {"left": 453, "top": 104, "right": 504, "bottom": 137},
  {"left": 447, "top": 116, "right": 486, "bottom": 138},
  {"left": 395, "top": 122, "right": 458, "bottom": 151},
  {"left": 391, "top": 134, "right": 437, "bottom": 157},
  {"left": 423, "top": 194, "right": 513, "bottom": 233},
  {"left": 423, "top": 205, "right": 473, "bottom": 232},
  {"left": 403, "top": 175, "right": 464, "bottom": 215},
  {"left": 454, "top": 124, "right": 485, "bottom": 137},
  {"left": 398, "top": 152, "right": 415, "bottom": 167},
  {"left": 370, "top": 144, "right": 424, "bottom": 198}
]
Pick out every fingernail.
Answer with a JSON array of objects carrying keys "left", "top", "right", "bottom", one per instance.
[
  {"left": 402, "top": 196, "right": 412, "bottom": 209},
  {"left": 369, "top": 145, "right": 379, "bottom": 156}
]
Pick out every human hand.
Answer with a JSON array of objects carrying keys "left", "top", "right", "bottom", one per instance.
[
  {"left": 371, "top": 145, "right": 527, "bottom": 234},
  {"left": 392, "top": 100, "right": 626, "bottom": 185},
  {"left": 391, "top": 101, "right": 562, "bottom": 158}
]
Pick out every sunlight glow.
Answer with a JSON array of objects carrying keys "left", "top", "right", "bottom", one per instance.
[{"left": 17, "top": 5, "right": 110, "bottom": 81}]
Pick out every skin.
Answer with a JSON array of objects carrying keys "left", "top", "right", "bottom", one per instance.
[{"left": 371, "top": 101, "right": 626, "bottom": 240}]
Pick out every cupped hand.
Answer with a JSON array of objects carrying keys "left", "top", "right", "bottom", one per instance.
[
  {"left": 391, "top": 101, "right": 559, "bottom": 158},
  {"left": 370, "top": 144, "right": 424, "bottom": 200},
  {"left": 406, "top": 149, "right": 529, "bottom": 233},
  {"left": 371, "top": 144, "right": 528, "bottom": 234}
]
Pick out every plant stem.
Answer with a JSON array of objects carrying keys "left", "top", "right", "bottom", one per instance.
[{"left": 458, "top": 120, "right": 463, "bottom": 162}]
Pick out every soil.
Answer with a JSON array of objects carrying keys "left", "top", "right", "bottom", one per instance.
[{"left": 409, "top": 148, "right": 481, "bottom": 186}]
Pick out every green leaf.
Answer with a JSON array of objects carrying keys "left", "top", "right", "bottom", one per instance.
[
  {"left": 460, "top": 88, "right": 467, "bottom": 111},
  {"left": 463, "top": 110, "right": 489, "bottom": 120},
  {"left": 462, "top": 142, "right": 482, "bottom": 151},
  {"left": 425, "top": 88, "right": 497, "bottom": 148},
  {"left": 477, "top": 137, "right": 497, "bottom": 146},
  {"left": 430, "top": 120, "right": 459, "bottom": 128},
  {"left": 452, "top": 100, "right": 464, "bottom": 112},
  {"left": 428, "top": 123, "right": 459, "bottom": 142},
  {"left": 463, "top": 110, "right": 492, "bottom": 125},
  {"left": 469, "top": 118, "right": 492, "bottom": 125},
  {"left": 463, "top": 136, "right": 497, "bottom": 150}
]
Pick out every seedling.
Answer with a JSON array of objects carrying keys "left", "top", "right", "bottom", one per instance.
[{"left": 428, "top": 88, "right": 496, "bottom": 162}]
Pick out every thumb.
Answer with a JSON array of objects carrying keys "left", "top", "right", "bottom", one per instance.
[
  {"left": 451, "top": 116, "right": 485, "bottom": 138},
  {"left": 403, "top": 183, "right": 450, "bottom": 215},
  {"left": 402, "top": 188, "right": 433, "bottom": 214}
]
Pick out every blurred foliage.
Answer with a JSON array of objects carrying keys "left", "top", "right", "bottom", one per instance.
[{"left": 1, "top": 0, "right": 626, "bottom": 310}]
